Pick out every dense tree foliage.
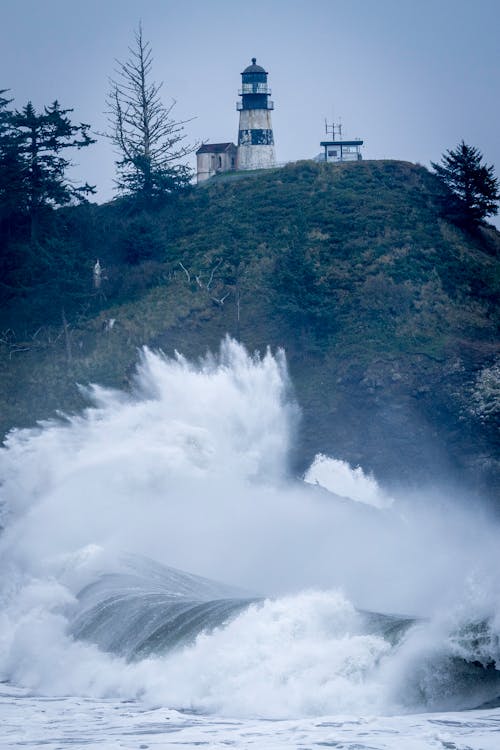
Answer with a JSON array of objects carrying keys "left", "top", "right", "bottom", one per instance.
[
  {"left": 0, "top": 93, "right": 96, "bottom": 314},
  {"left": 0, "top": 91, "right": 25, "bottom": 231},
  {"left": 1, "top": 97, "right": 95, "bottom": 234},
  {"left": 105, "top": 26, "right": 195, "bottom": 202},
  {"left": 432, "top": 141, "right": 499, "bottom": 226},
  {"left": 13, "top": 101, "right": 95, "bottom": 225}
]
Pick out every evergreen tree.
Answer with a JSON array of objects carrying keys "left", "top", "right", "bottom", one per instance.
[
  {"left": 105, "top": 25, "right": 195, "bottom": 202},
  {"left": 431, "top": 141, "right": 499, "bottom": 225},
  {"left": 0, "top": 91, "right": 26, "bottom": 293},
  {"left": 0, "top": 91, "right": 25, "bottom": 227},
  {"left": 13, "top": 100, "right": 95, "bottom": 236}
]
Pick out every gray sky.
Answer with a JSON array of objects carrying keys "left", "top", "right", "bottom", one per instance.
[{"left": 2, "top": 0, "right": 499, "bottom": 220}]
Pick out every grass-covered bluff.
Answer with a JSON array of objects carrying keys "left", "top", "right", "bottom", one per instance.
[{"left": 1, "top": 160, "right": 499, "bottom": 498}]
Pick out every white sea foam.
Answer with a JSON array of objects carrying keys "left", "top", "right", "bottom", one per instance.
[
  {"left": 137, "top": 590, "right": 392, "bottom": 717},
  {"left": 2, "top": 686, "right": 500, "bottom": 750}
]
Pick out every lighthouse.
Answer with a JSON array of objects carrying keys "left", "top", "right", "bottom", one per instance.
[{"left": 236, "top": 58, "right": 275, "bottom": 170}]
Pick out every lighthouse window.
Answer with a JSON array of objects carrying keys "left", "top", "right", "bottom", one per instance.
[{"left": 218, "top": 156, "right": 222, "bottom": 168}]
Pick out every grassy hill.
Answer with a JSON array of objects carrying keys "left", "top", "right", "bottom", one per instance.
[{"left": 1, "top": 160, "right": 499, "bottom": 498}]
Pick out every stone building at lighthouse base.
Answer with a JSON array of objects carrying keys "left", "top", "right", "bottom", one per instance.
[{"left": 196, "top": 143, "right": 237, "bottom": 183}]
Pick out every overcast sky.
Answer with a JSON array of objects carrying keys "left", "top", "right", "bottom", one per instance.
[{"left": 2, "top": 0, "right": 499, "bottom": 218}]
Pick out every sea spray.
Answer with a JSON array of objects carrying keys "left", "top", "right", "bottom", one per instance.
[{"left": 304, "top": 453, "right": 394, "bottom": 508}]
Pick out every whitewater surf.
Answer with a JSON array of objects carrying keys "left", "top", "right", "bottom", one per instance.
[{"left": 1, "top": 339, "right": 500, "bottom": 748}]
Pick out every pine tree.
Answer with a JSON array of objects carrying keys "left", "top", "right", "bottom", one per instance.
[
  {"left": 105, "top": 25, "right": 195, "bottom": 202},
  {"left": 431, "top": 141, "right": 499, "bottom": 225},
  {"left": 0, "top": 90, "right": 27, "bottom": 292},
  {"left": 13, "top": 100, "right": 95, "bottom": 236},
  {"left": 0, "top": 91, "right": 25, "bottom": 226}
]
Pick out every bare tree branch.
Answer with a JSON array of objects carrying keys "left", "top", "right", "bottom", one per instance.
[
  {"left": 178, "top": 261, "right": 191, "bottom": 282},
  {"left": 206, "top": 258, "right": 222, "bottom": 290},
  {"left": 103, "top": 24, "right": 197, "bottom": 200}
]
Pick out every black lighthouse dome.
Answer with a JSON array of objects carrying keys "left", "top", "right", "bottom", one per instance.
[{"left": 242, "top": 57, "right": 267, "bottom": 75}]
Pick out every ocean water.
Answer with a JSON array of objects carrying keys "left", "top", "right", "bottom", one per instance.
[{"left": 1, "top": 339, "right": 499, "bottom": 748}]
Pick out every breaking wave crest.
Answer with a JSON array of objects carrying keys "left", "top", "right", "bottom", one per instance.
[{"left": 1, "top": 338, "right": 500, "bottom": 718}]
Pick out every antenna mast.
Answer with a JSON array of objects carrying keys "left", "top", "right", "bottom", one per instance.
[{"left": 325, "top": 120, "right": 343, "bottom": 140}]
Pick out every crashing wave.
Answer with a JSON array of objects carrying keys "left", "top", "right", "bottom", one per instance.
[{"left": 1, "top": 339, "right": 500, "bottom": 717}]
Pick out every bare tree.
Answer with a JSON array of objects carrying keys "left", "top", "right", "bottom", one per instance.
[{"left": 105, "top": 25, "right": 196, "bottom": 201}]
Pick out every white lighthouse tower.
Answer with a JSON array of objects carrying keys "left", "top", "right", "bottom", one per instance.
[{"left": 236, "top": 58, "right": 275, "bottom": 170}]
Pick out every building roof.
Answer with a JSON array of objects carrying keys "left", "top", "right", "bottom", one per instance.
[
  {"left": 196, "top": 142, "right": 237, "bottom": 155},
  {"left": 320, "top": 140, "right": 364, "bottom": 147},
  {"left": 242, "top": 57, "right": 267, "bottom": 74}
]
